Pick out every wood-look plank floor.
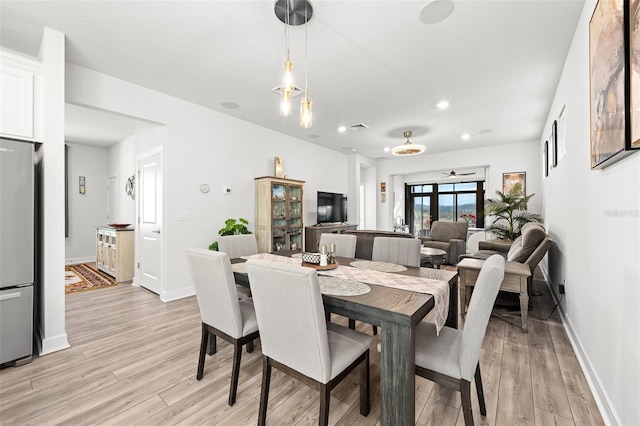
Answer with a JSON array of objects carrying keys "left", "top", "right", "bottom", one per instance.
[{"left": 0, "top": 269, "right": 604, "bottom": 425}]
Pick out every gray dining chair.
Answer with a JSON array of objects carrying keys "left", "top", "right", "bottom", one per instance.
[
  {"left": 186, "top": 248, "right": 259, "bottom": 406},
  {"left": 364, "top": 236, "right": 421, "bottom": 334},
  {"left": 218, "top": 234, "right": 258, "bottom": 299},
  {"left": 318, "top": 233, "right": 357, "bottom": 258},
  {"left": 246, "top": 259, "right": 373, "bottom": 426},
  {"left": 414, "top": 254, "right": 505, "bottom": 426},
  {"left": 371, "top": 236, "right": 421, "bottom": 267}
]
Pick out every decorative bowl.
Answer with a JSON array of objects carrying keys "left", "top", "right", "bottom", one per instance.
[{"left": 108, "top": 223, "right": 131, "bottom": 228}]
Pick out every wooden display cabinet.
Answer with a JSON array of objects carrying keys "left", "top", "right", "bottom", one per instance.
[
  {"left": 255, "top": 176, "right": 305, "bottom": 253},
  {"left": 96, "top": 227, "right": 134, "bottom": 282}
]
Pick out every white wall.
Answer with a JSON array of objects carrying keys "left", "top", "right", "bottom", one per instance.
[
  {"left": 107, "top": 134, "right": 136, "bottom": 224},
  {"left": 37, "top": 28, "right": 69, "bottom": 355},
  {"left": 65, "top": 63, "right": 350, "bottom": 302},
  {"left": 376, "top": 140, "right": 542, "bottom": 230},
  {"left": 542, "top": 2, "right": 640, "bottom": 424},
  {"left": 65, "top": 143, "right": 108, "bottom": 264}
]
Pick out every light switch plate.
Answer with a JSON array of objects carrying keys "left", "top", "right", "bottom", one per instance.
[{"left": 177, "top": 211, "right": 191, "bottom": 221}]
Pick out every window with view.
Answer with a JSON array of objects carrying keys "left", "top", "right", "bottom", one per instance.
[{"left": 405, "top": 181, "right": 484, "bottom": 235}]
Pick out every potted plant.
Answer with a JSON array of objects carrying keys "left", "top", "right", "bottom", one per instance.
[
  {"left": 484, "top": 182, "right": 542, "bottom": 241},
  {"left": 209, "top": 218, "right": 252, "bottom": 251}
]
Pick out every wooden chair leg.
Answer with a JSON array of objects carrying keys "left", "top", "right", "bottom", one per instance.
[
  {"left": 460, "top": 379, "right": 474, "bottom": 426},
  {"left": 319, "top": 383, "right": 330, "bottom": 426},
  {"left": 247, "top": 339, "right": 254, "bottom": 353},
  {"left": 206, "top": 331, "right": 217, "bottom": 355},
  {"left": 360, "top": 350, "right": 370, "bottom": 416},
  {"left": 258, "top": 357, "right": 272, "bottom": 426},
  {"left": 196, "top": 323, "right": 208, "bottom": 380},
  {"left": 475, "top": 364, "right": 486, "bottom": 416},
  {"left": 229, "top": 341, "right": 243, "bottom": 406}
]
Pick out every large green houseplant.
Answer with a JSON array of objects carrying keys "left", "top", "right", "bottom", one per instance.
[
  {"left": 209, "top": 218, "right": 252, "bottom": 251},
  {"left": 484, "top": 182, "right": 542, "bottom": 241}
]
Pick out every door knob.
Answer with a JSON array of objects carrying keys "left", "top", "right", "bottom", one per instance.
[{"left": 152, "top": 229, "right": 161, "bottom": 234}]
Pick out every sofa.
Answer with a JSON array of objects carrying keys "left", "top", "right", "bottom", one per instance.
[
  {"left": 343, "top": 229, "right": 413, "bottom": 260},
  {"left": 420, "top": 221, "right": 468, "bottom": 265},
  {"left": 464, "top": 222, "right": 552, "bottom": 288}
]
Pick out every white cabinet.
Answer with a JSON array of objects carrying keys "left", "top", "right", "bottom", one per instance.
[
  {"left": 96, "top": 227, "right": 134, "bottom": 282},
  {"left": 0, "top": 51, "right": 42, "bottom": 141}
]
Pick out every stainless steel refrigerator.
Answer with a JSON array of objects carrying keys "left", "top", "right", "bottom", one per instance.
[{"left": 0, "top": 137, "right": 34, "bottom": 365}]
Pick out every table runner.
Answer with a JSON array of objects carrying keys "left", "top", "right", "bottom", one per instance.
[
  {"left": 243, "top": 253, "right": 449, "bottom": 333},
  {"left": 349, "top": 260, "right": 407, "bottom": 273}
]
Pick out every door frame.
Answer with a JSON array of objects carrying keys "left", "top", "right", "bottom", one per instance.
[{"left": 134, "top": 146, "right": 164, "bottom": 297}]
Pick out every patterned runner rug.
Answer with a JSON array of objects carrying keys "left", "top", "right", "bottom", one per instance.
[{"left": 65, "top": 263, "right": 117, "bottom": 294}]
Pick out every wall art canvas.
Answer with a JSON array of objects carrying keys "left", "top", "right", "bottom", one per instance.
[
  {"left": 631, "top": 0, "right": 640, "bottom": 148},
  {"left": 589, "top": 0, "right": 627, "bottom": 168},
  {"left": 503, "top": 172, "right": 526, "bottom": 196}
]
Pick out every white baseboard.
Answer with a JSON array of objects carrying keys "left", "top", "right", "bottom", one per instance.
[
  {"left": 160, "top": 286, "right": 195, "bottom": 303},
  {"left": 540, "top": 266, "right": 620, "bottom": 426},
  {"left": 40, "top": 333, "right": 70, "bottom": 356},
  {"left": 65, "top": 256, "right": 96, "bottom": 265}
]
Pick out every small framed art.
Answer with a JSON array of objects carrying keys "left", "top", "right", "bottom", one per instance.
[{"left": 503, "top": 172, "right": 526, "bottom": 196}]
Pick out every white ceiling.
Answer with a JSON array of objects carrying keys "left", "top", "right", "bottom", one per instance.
[
  {"left": 64, "top": 104, "right": 136, "bottom": 147},
  {"left": 0, "top": 1, "right": 585, "bottom": 158}
]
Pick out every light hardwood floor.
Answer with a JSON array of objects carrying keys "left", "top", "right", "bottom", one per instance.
[{"left": 0, "top": 269, "right": 604, "bottom": 425}]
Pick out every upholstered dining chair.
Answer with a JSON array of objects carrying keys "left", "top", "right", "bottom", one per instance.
[
  {"left": 318, "top": 233, "right": 357, "bottom": 258},
  {"left": 218, "top": 234, "right": 258, "bottom": 299},
  {"left": 371, "top": 236, "right": 421, "bottom": 267},
  {"left": 185, "top": 248, "right": 259, "bottom": 406},
  {"left": 246, "top": 260, "right": 373, "bottom": 426},
  {"left": 365, "top": 236, "right": 421, "bottom": 334},
  {"left": 414, "top": 254, "right": 505, "bottom": 426}
]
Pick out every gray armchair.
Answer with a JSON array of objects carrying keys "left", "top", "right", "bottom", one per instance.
[{"left": 421, "top": 221, "right": 468, "bottom": 265}]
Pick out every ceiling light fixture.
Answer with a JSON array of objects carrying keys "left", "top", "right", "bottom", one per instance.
[
  {"left": 461, "top": 133, "right": 470, "bottom": 140},
  {"left": 436, "top": 100, "right": 450, "bottom": 109},
  {"left": 391, "top": 131, "right": 425, "bottom": 156},
  {"left": 299, "top": 2, "right": 312, "bottom": 128},
  {"left": 274, "top": 0, "right": 313, "bottom": 126},
  {"left": 338, "top": 126, "right": 347, "bottom": 133}
]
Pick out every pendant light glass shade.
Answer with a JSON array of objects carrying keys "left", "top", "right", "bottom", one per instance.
[
  {"left": 300, "top": 95, "right": 312, "bottom": 128},
  {"left": 282, "top": 55, "right": 294, "bottom": 93},
  {"left": 280, "top": 90, "right": 292, "bottom": 116}
]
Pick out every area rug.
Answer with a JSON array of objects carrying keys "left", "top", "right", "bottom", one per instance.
[{"left": 65, "top": 264, "right": 117, "bottom": 294}]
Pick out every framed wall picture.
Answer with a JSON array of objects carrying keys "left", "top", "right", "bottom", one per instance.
[
  {"left": 552, "top": 120, "right": 558, "bottom": 167},
  {"left": 589, "top": 0, "right": 629, "bottom": 168},
  {"left": 544, "top": 141, "right": 549, "bottom": 177},
  {"left": 630, "top": 0, "right": 640, "bottom": 148},
  {"left": 503, "top": 172, "right": 526, "bottom": 196},
  {"left": 274, "top": 156, "right": 283, "bottom": 178}
]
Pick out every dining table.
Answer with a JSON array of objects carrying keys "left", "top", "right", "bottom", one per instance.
[{"left": 231, "top": 252, "right": 459, "bottom": 426}]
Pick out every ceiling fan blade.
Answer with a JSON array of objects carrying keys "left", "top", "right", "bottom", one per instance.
[{"left": 458, "top": 172, "right": 475, "bottom": 176}]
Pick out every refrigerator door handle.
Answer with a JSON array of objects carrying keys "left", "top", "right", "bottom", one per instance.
[{"left": 0, "top": 292, "right": 22, "bottom": 301}]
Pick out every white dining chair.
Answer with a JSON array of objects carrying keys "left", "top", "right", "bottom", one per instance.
[
  {"left": 218, "top": 234, "right": 258, "bottom": 299},
  {"left": 414, "top": 254, "right": 505, "bottom": 426},
  {"left": 186, "top": 248, "right": 259, "bottom": 406},
  {"left": 318, "top": 233, "right": 357, "bottom": 258},
  {"left": 371, "top": 236, "right": 421, "bottom": 267},
  {"left": 246, "top": 259, "right": 373, "bottom": 426}
]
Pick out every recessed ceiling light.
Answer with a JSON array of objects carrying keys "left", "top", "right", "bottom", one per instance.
[
  {"left": 419, "top": 0, "right": 455, "bottom": 24},
  {"left": 436, "top": 100, "right": 450, "bottom": 110},
  {"left": 221, "top": 102, "right": 239, "bottom": 109},
  {"left": 461, "top": 133, "right": 470, "bottom": 140},
  {"left": 384, "top": 147, "right": 391, "bottom": 153},
  {"left": 337, "top": 126, "right": 347, "bottom": 133}
]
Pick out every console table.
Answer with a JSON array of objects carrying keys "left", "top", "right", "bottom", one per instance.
[
  {"left": 457, "top": 258, "right": 531, "bottom": 332},
  {"left": 304, "top": 223, "right": 358, "bottom": 252}
]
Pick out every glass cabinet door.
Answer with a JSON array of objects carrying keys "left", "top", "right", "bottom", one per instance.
[
  {"left": 271, "top": 183, "right": 287, "bottom": 252},
  {"left": 288, "top": 184, "right": 302, "bottom": 251}
]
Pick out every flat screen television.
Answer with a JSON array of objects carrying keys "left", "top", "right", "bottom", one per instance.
[{"left": 317, "top": 191, "right": 348, "bottom": 224}]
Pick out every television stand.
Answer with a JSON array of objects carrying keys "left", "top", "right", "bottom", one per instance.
[{"left": 305, "top": 223, "right": 358, "bottom": 252}]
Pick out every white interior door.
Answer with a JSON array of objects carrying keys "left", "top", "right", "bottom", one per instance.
[
  {"left": 107, "top": 176, "right": 117, "bottom": 223},
  {"left": 138, "top": 150, "right": 162, "bottom": 294}
]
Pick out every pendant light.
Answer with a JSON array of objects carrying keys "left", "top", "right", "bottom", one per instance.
[
  {"left": 299, "top": 3, "right": 312, "bottom": 128},
  {"left": 280, "top": 0, "right": 293, "bottom": 116},
  {"left": 274, "top": 1, "right": 313, "bottom": 123},
  {"left": 391, "top": 131, "right": 425, "bottom": 156}
]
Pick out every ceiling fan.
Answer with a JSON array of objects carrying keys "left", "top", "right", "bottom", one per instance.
[{"left": 441, "top": 170, "right": 476, "bottom": 178}]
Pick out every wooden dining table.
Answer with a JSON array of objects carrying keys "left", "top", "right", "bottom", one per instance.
[{"left": 231, "top": 254, "right": 458, "bottom": 426}]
